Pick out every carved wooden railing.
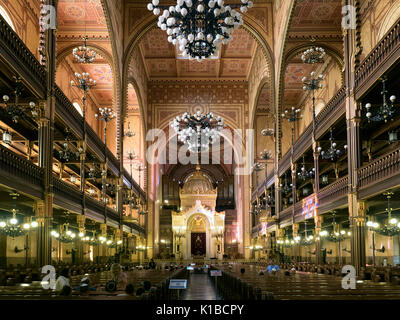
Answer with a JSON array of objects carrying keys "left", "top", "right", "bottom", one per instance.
[
  {"left": 125, "top": 221, "right": 146, "bottom": 235},
  {"left": 279, "top": 205, "right": 293, "bottom": 222},
  {"left": 318, "top": 175, "right": 348, "bottom": 207},
  {"left": 106, "top": 149, "right": 119, "bottom": 177},
  {"left": 53, "top": 176, "right": 83, "bottom": 204},
  {"left": 355, "top": 16, "right": 400, "bottom": 99},
  {"left": 86, "top": 124, "right": 106, "bottom": 162},
  {"left": 0, "top": 144, "right": 44, "bottom": 188},
  {"left": 251, "top": 171, "right": 274, "bottom": 201},
  {"left": 122, "top": 168, "right": 146, "bottom": 199},
  {"left": 85, "top": 195, "right": 106, "bottom": 215},
  {"left": 294, "top": 201, "right": 303, "bottom": 218},
  {"left": 54, "top": 85, "right": 84, "bottom": 138},
  {"left": 358, "top": 148, "right": 400, "bottom": 190},
  {"left": 0, "top": 16, "right": 46, "bottom": 97},
  {"left": 106, "top": 206, "right": 119, "bottom": 222},
  {"left": 292, "top": 125, "right": 313, "bottom": 163},
  {"left": 278, "top": 151, "right": 291, "bottom": 177},
  {"left": 315, "top": 86, "right": 346, "bottom": 139}
]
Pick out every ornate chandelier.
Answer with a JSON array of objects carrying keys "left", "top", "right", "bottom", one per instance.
[
  {"left": 297, "top": 155, "right": 314, "bottom": 181},
  {"left": 147, "top": 0, "right": 253, "bottom": 61},
  {"left": 0, "top": 209, "right": 38, "bottom": 238},
  {"left": 3, "top": 77, "right": 38, "bottom": 123},
  {"left": 320, "top": 214, "right": 351, "bottom": 242},
  {"left": 370, "top": 192, "right": 400, "bottom": 237},
  {"left": 365, "top": 77, "right": 397, "bottom": 123},
  {"left": 280, "top": 173, "right": 292, "bottom": 195},
  {"left": 301, "top": 39, "right": 326, "bottom": 64},
  {"left": 171, "top": 111, "right": 224, "bottom": 152},
  {"left": 317, "top": 128, "right": 347, "bottom": 161},
  {"left": 73, "top": 36, "right": 97, "bottom": 64}
]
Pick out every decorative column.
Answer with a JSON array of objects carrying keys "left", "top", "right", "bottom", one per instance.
[
  {"left": 292, "top": 223, "right": 299, "bottom": 261},
  {"left": 100, "top": 223, "right": 107, "bottom": 262},
  {"left": 350, "top": 200, "right": 366, "bottom": 272},
  {"left": 343, "top": 0, "right": 364, "bottom": 274},
  {"left": 77, "top": 215, "right": 85, "bottom": 264},
  {"left": 291, "top": 162, "right": 297, "bottom": 208},
  {"left": 35, "top": 200, "right": 52, "bottom": 266},
  {"left": 314, "top": 215, "right": 323, "bottom": 265}
]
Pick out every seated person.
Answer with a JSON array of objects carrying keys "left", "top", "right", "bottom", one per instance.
[
  {"left": 60, "top": 285, "right": 72, "bottom": 296},
  {"left": 149, "top": 259, "right": 156, "bottom": 269},
  {"left": 142, "top": 280, "right": 151, "bottom": 292},
  {"left": 55, "top": 268, "right": 70, "bottom": 294},
  {"left": 266, "top": 262, "right": 280, "bottom": 273},
  {"left": 117, "top": 284, "right": 135, "bottom": 297},
  {"left": 136, "top": 287, "right": 145, "bottom": 297},
  {"left": 111, "top": 263, "right": 128, "bottom": 291}
]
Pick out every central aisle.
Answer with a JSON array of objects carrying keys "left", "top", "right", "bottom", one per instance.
[{"left": 181, "top": 273, "right": 223, "bottom": 300}]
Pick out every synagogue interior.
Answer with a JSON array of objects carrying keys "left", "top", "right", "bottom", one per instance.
[{"left": 0, "top": 0, "right": 400, "bottom": 302}]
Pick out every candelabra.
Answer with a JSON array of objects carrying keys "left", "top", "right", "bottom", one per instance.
[
  {"left": 365, "top": 78, "right": 397, "bottom": 123},
  {"left": 282, "top": 107, "right": 302, "bottom": 148},
  {"left": 317, "top": 128, "right": 347, "bottom": 161},
  {"left": 300, "top": 221, "right": 315, "bottom": 246},
  {"left": 301, "top": 39, "right": 326, "bottom": 64},
  {"left": 95, "top": 107, "right": 116, "bottom": 148},
  {"left": 302, "top": 71, "right": 324, "bottom": 131},
  {"left": 72, "top": 36, "right": 97, "bottom": 64},
  {"left": 71, "top": 72, "right": 96, "bottom": 192},
  {"left": 280, "top": 173, "right": 292, "bottom": 195},
  {"left": 297, "top": 155, "right": 315, "bottom": 181},
  {"left": 57, "top": 136, "right": 80, "bottom": 163},
  {"left": 371, "top": 192, "right": 400, "bottom": 237},
  {"left": 2, "top": 77, "right": 38, "bottom": 123},
  {"left": 124, "top": 122, "right": 136, "bottom": 138},
  {"left": 261, "top": 128, "right": 275, "bottom": 137}
]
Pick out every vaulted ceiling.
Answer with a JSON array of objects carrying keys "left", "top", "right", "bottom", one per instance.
[
  {"left": 139, "top": 28, "right": 257, "bottom": 80},
  {"left": 57, "top": 0, "right": 113, "bottom": 107}
]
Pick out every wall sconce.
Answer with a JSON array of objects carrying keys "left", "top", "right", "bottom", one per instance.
[
  {"left": 2, "top": 129, "right": 12, "bottom": 145},
  {"left": 388, "top": 131, "right": 398, "bottom": 144},
  {"left": 14, "top": 245, "right": 29, "bottom": 253}
]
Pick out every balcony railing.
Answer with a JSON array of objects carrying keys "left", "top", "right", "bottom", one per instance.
[
  {"left": 318, "top": 175, "right": 348, "bottom": 210},
  {"left": 54, "top": 86, "right": 84, "bottom": 138},
  {"left": 0, "top": 16, "right": 46, "bottom": 98},
  {"left": 358, "top": 148, "right": 400, "bottom": 194},
  {"left": 0, "top": 144, "right": 44, "bottom": 191},
  {"left": 279, "top": 205, "right": 293, "bottom": 222},
  {"left": 53, "top": 176, "right": 83, "bottom": 205},
  {"left": 355, "top": 16, "right": 400, "bottom": 99}
]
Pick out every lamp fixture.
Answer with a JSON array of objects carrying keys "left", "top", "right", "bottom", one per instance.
[
  {"left": 148, "top": 0, "right": 253, "bottom": 61},
  {"left": 301, "top": 39, "right": 326, "bottom": 64},
  {"left": 261, "top": 128, "right": 275, "bottom": 137},
  {"left": 260, "top": 149, "right": 272, "bottom": 161},
  {"left": 253, "top": 162, "right": 264, "bottom": 172},
  {"left": 300, "top": 221, "right": 315, "bottom": 246},
  {"left": 171, "top": 111, "right": 224, "bottom": 153},
  {"left": 372, "top": 192, "right": 400, "bottom": 237},
  {"left": 297, "top": 155, "right": 315, "bottom": 181},
  {"left": 365, "top": 78, "right": 397, "bottom": 123},
  {"left": 72, "top": 36, "right": 97, "bottom": 64},
  {"left": 280, "top": 173, "right": 292, "bottom": 195},
  {"left": 124, "top": 122, "right": 136, "bottom": 138},
  {"left": 321, "top": 175, "right": 329, "bottom": 185},
  {"left": 302, "top": 71, "right": 324, "bottom": 127},
  {"left": 317, "top": 128, "right": 347, "bottom": 161},
  {"left": 0, "top": 209, "right": 37, "bottom": 238},
  {"left": 2, "top": 129, "right": 12, "bottom": 145},
  {"left": 57, "top": 136, "right": 79, "bottom": 163},
  {"left": 2, "top": 77, "right": 38, "bottom": 123},
  {"left": 70, "top": 72, "right": 97, "bottom": 94}
]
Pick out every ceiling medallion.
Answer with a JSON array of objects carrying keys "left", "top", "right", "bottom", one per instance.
[
  {"left": 172, "top": 111, "right": 224, "bottom": 153},
  {"left": 147, "top": 0, "right": 253, "bottom": 62}
]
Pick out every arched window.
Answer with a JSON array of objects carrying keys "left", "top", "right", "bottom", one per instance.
[
  {"left": 0, "top": 6, "right": 15, "bottom": 31},
  {"left": 73, "top": 102, "right": 83, "bottom": 116}
]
